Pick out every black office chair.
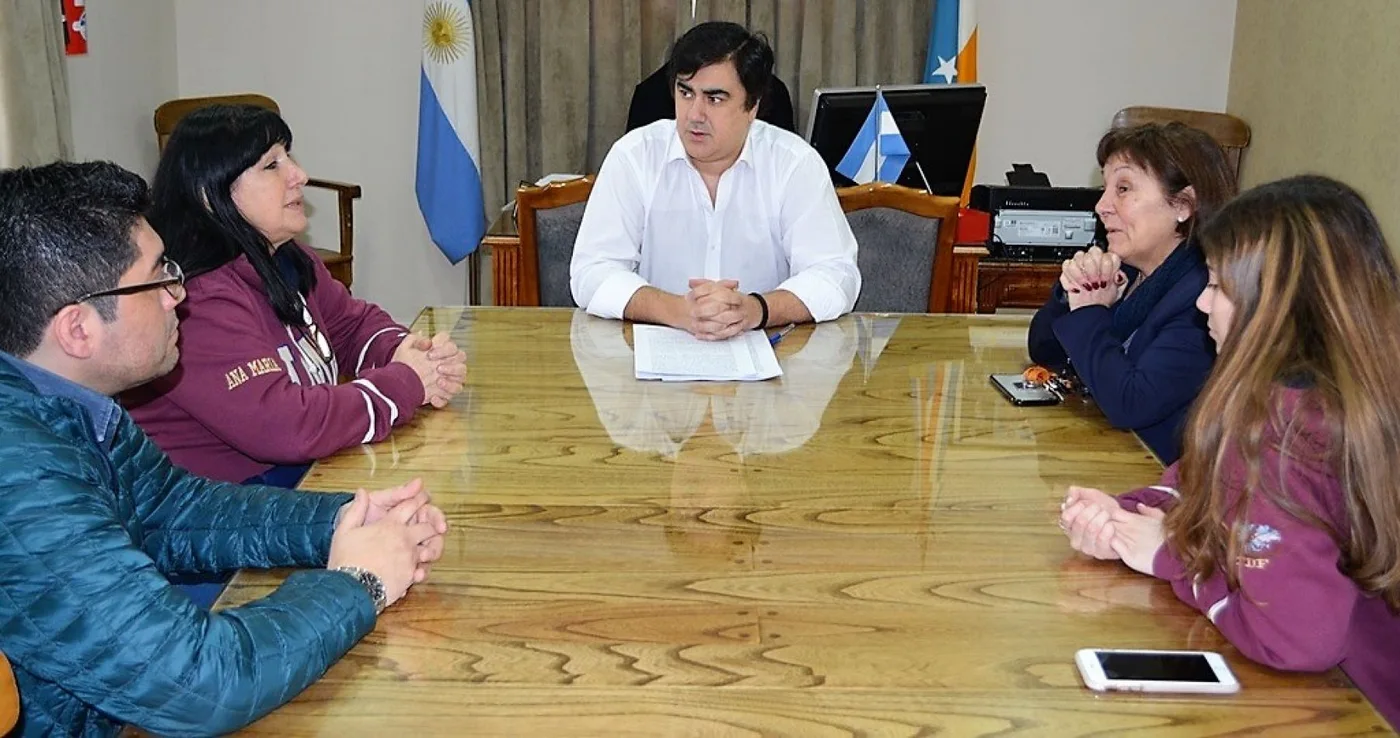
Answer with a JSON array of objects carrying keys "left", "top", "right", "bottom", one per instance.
[{"left": 626, "top": 63, "right": 796, "bottom": 133}]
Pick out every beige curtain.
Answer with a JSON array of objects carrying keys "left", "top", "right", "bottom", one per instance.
[
  {"left": 0, "top": 0, "right": 73, "bottom": 167},
  {"left": 471, "top": 0, "right": 935, "bottom": 217},
  {"left": 695, "top": 0, "right": 935, "bottom": 129}
]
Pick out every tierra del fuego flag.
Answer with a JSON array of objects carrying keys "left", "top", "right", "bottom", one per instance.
[
  {"left": 923, "top": 0, "right": 978, "bottom": 203},
  {"left": 416, "top": 0, "right": 487, "bottom": 264}
]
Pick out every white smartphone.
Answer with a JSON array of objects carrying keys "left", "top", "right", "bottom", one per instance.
[{"left": 1075, "top": 648, "right": 1240, "bottom": 694}]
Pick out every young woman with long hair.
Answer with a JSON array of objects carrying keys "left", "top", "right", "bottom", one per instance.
[{"left": 1059, "top": 175, "right": 1400, "bottom": 726}]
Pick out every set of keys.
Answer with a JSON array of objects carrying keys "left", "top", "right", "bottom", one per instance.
[{"left": 1020, "top": 364, "right": 1085, "bottom": 400}]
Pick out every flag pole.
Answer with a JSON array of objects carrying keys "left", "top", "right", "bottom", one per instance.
[
  {"left": 874, "top": 85, "right": 881, "bottom": 183},
  {"left": 914, "top": 160, "right": 933, "bottom": 194}
]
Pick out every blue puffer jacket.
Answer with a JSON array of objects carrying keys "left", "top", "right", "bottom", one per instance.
[{"left": 0, "top": 356, "right": 375, "bottom": 737}]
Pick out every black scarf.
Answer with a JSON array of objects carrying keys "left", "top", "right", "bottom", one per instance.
[{"left": 1110, "top": 239, "right": 1202, "bottom": 343}]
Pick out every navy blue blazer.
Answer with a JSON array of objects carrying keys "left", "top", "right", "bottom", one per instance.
[{"left": 1027, "top": 263, "right": 1215, "bottom": 464}]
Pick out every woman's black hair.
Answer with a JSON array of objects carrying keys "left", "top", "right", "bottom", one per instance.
[{"left": 148, "top": 104, "right": 315, "bottom": 327}]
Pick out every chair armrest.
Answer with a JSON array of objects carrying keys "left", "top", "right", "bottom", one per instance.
[
  {"left": 306, "top": 178, "right": 363, "bottom": 199},
  {"left": 304, "top": 178, "right": 361, "bottom": 267}
]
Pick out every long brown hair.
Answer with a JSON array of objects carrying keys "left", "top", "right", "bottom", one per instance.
[{"left": 1167, "top": 175, "right": 1400, "bottom": 609}]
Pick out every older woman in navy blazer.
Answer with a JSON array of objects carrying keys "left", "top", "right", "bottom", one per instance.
[{"left": 1028, "top": 123, "right": 1236, "bottom": 464}]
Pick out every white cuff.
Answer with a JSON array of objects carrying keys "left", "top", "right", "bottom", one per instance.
[
  {"left": 777, "top": 271, "right": 852, "bottom": 322},
  {"left": 587, "top": 270, "right": 650, "bottom": 320}
]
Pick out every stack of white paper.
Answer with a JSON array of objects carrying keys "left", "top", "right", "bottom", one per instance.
[{"left": 633, "top": 325, "right": 783, "bottom": 382}]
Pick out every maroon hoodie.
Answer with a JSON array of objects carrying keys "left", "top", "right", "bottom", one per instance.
[
  {"left": 1119, "top": 387, "right": 1397, "bottom": 728},
  {"left": 125, "top": 243, "right": 425, "bottom": 482}
]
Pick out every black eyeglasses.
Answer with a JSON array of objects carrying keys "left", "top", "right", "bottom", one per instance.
[{"left": 68, "top": 256, "right": 186, "bottom": 307}]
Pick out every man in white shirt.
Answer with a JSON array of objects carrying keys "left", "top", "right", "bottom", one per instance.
[{"left": 570, "top": 21, "right": 861, "bottom": 340}]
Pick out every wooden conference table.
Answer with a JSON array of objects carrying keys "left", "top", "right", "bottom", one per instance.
[{"left": 221, "top": 308, "right": 1385, "bottom": 735}]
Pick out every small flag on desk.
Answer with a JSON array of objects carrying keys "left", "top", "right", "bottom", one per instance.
[
  {"left": 835, "top": 90, "right": 911, "bottom": 185},
  {"left": 416, "top": 0, "right": 487, "bottom": 264}
]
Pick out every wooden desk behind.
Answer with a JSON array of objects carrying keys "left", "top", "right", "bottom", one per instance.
[
  {"left": 481, "top": 207, "right": 523, "bottom": 306},
  {"left": 976, "top": 259, "right": 1061, "bottom": 313},
  {"left": 224, "top": 309, "right": 1383, "bottom": 735},
  {"left": 484, "top": 211, "right": 1059, "bottom": 314}
]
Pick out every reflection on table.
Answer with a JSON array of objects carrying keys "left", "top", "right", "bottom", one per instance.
[
  {"left": 570, "top": 311, "right": 865, "bottom": 457},
  {"left": 218, "top": 308, "right": 1381, "bottom": 736}
]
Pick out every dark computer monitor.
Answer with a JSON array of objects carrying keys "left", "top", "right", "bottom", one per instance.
[{"left": 804, "top": 83, "right": 986, "bottom": 196}]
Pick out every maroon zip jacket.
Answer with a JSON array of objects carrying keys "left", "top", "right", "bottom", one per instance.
[
  {"left": 125, "top": 244, "right": 424, "bottom": 482},
  {"left": 1118, "top": 388, "right": 1397, "bottom": 728}
]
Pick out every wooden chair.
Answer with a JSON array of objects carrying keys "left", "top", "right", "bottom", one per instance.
[
  {"left": 2, "top": 650, "right": 18, "bottom": 734},
  {"left": 1111, "top": 106, "right": 1252, "bottom": 182},
  {"left": 495, "top": 177, "right": 595, "bottom": 307},
  {"left": 153, "top": 94, "right": 362, "bottom": 289},
  {"left": 837, "top": 182, "right": 962, "bottom": 313}
]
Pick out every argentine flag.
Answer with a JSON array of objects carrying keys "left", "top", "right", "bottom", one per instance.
[
  {"left": 416, "top": 0, "right": 486, "bottom": 264},
  {"left": 835, "top": 90, "right": 911, "bottom": 185}
]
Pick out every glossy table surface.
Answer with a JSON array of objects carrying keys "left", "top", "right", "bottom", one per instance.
[{"left": 225, "top": 308, "right": 1386, "bottom": 736}]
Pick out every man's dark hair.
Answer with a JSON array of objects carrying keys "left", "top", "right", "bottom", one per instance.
[
  {"left": 148, "top": 104, "right": 316, "bottom": 329},
  {"left": 0, "top": 161, "right": 150, "bottom": 356},
  {"left": 667, "top": 21, "right": 774, "bottom": 111}
]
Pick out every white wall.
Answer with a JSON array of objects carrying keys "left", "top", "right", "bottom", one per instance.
[
  {"left": 174, "top": 0, "right": 464, "bottom": 323},
  {"left": 1228, "top": 0, "right": 1400, "bottom": 250},
  {"left": 65, "top": 0, "right": 177, "bottom": 178},
  {"left": 65, "top": 1, "right": 1235, "bottom": 318},
  {"left": 976, "top": 0, "right": 1237, "bottom": 187}
]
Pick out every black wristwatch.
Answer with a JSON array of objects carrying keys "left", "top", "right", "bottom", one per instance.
[{"left": 334, "top": 566, "right": 388, "bottom": 615}]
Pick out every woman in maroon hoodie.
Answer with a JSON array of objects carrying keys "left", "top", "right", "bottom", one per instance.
[
  {"left": 125, "top": 105, "right": 467, "bottom": 488},
  {"left": 1059, "top": 175, "right": 1400, "bottom": 727}
]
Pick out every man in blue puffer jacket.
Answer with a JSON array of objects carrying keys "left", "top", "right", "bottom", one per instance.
[{"left": 0, "top": 161, "right": 449, "bottom": 736}]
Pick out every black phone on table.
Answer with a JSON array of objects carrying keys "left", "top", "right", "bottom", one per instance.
[{"left": 989, "top": 373, "right": 1060, "bottom": 406}]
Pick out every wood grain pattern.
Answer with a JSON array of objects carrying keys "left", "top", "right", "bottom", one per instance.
[
  {"left": 976, "top": 260, "right": 1061, "bottom": 313},
  {"left": 235, "top": 685, "right": 1386, "bottom": 737},
  {"left": 484, "top": 235, "right": 524, "bottom": 307},
  {"left": 220, "top": 309, "right": 1386, "bottom": 735},
  {"left": 950, "top": 246, "right": 985, "bottom": 313}
]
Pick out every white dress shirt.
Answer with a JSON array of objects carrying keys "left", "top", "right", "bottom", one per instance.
[{"left": 569, "top": 119, "right": 861, "bottom": 321}]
